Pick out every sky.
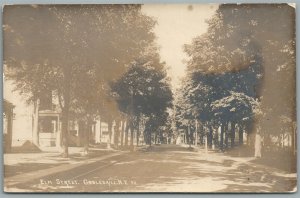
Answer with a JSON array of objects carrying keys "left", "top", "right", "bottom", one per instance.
[{"left": 142, "top": 4, "right": 218, "bottom": 89}]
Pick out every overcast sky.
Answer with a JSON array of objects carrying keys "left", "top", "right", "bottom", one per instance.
[{"left": 142, "top": 4, "right": 218, "bottom": 89}]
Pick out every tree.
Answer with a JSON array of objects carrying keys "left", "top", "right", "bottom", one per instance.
[
  {"left": 175, "top": 66, "right": 261, "bottom": 150},
  {"left": 181, "top": 4, "right": 295, "bottom": 156},
  {"left": 205, "top": 4, "right": 296, "bottom": 156},
  {"left": 112, "top": 56, "right": 172, "bottom": 148},
  {"left": 3, "top": 5, "right": 158, "bottom": 157}
]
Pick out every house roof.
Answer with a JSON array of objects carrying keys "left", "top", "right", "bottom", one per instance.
[
  {"left": 3, "top": 99, "right": 15, "bottom": 114},
  {"left": 3, "top": 99, "right": 15, "bottom": 108}
]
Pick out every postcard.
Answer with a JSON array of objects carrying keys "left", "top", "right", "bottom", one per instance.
[{"left": 3, "top": 3, "right": 296, "bottom": 193}]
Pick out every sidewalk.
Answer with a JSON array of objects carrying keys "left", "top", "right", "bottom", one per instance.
[
  {"left": 179, "top": 143, "right": 297, "bottom": 178},
  {"left": 4, "top": 147, "right": 126, "bottom": 188}
]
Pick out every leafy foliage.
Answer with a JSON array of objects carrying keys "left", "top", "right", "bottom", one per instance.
[
  {"left": 3, "top": 4, "right": 159, "bottom": 153},
  {"left": 175, "top": 4, "right": 295, "bottom": 152}
]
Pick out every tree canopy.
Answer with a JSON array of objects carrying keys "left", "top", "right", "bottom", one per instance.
[
  {"left": 3, "top": 4, "right": 159, "bottom": 155},
  {"left": 175, "top": 4, "right": 295, "bottom": 152}
]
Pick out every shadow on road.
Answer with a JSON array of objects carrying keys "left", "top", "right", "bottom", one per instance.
[
  {"left": 138, "top": 144, "right": 198, "bottom": 153},
  {"left": 6, "top": 144, "right": 297, "bottom": 193}
]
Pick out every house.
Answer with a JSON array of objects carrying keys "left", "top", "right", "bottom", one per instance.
[
  {"left": 3, "top": 78, "right": 33, "bottom": 147},
  {"left": 3, "top": 99, "right": 14, "bottom": 152},
  {"left": 3, "top": 77, "right": 113, "bottom": 149}
]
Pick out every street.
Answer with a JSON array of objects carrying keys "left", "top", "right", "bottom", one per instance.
[{"left": 5, "top": 144, "right": 296, "bottom": 193}]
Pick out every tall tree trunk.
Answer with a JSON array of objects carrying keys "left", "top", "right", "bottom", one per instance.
[
  {"left": 5, "top": 106, "right": 13, "bottom": 153},
  {"left": 246, "top": 132, "right": 251, "bottom": 146},
  {"left": 231, "top": 121, "right": 236, "bottom": 148},
  {"left": 61, "top": 93, "right": 70, "bottom": 157},
  {"left": 208, "top": 124, "right": 213, "bottom": 148},
  {"left": 56, "top": 115, "right": 62, "bottom": 147},
  {"left": 239, "top": 124, "right": 244, "bottom": 145},
  {"left": 149, "top": 130, "right": 152, "bottom": 147},
  {"left": 292, "top": 121, "right": 296, "bottom": 156},
  {"left": 254, "top": 133, "right": 262, "bottom": 158},
  {"left": 61, "top": 107, "right": 69, "bottom": 157},
  {"left": 220, "top": 123, "right": 224, "bottom": 151},
  {"left": 120, "top": 120, "right": 125, "bottom": 147},
  {"left": 61, "top": 69, "right": 71, "bottom": 158},
  {"left": 254, "top": 128, "right": 262, "bottom": 158},
  {"left": 83, "top": 121, "right": 90, "bottom": 155},
  {"left": 125, "top": 118, "right": 129, "bottom": 147},
  {"left": 200, "top": 124, "right": 204, "bottom": 145},
  {"left": 213, "top": 125, "right": 219, "bottom": 149},
  {"left": 224, "top": 122, "right": 229, "bottom": 149},
  {"left": 78, "top": 121, "right": 84, "bottom": 147},
  {"left": 136, "top": 116, "right": 140, "bottom": 146},
  {"left": 188, "top": 124, "right": 191, "bottom": 148},
  {"left": 160, "top": 130, "right": 164, "bottom": 144},
  {"left": 99, "top": 117, "right": 102, "bottom": 143},
  {"left": 32, "top": 99, "right": 40, "bottom": 146},
  {"left": 114, "top": 120, "right": 120, "bottom": 148},
  {"left": 130, "top": 119, "right": 134, "bottom": 151},
  {"left": 107, "top": 120, "right": 113, "bottom": 149},
  {"left": 194, "top": 119, "right": 198, "bottom": 146}
]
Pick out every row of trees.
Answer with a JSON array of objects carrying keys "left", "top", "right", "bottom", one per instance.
[
  {"left": 4, "top": 5, "right": 172, "bottom": 156},
  {"left": 175, "top": 63, "right": 261, "bottom": 150},
  {"left": 175, "top": 4, "right": 296, "bottom": 156},
  {"left": 4, "top": 4, "right": 296, "bottom": 158},
  {"left": 112, "top": 59, "right": 172, "bottom": 147}
]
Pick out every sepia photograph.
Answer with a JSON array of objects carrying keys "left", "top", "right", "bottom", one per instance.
[{"left": 2, "top": 3, "right": 297, "bottom": 193}]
